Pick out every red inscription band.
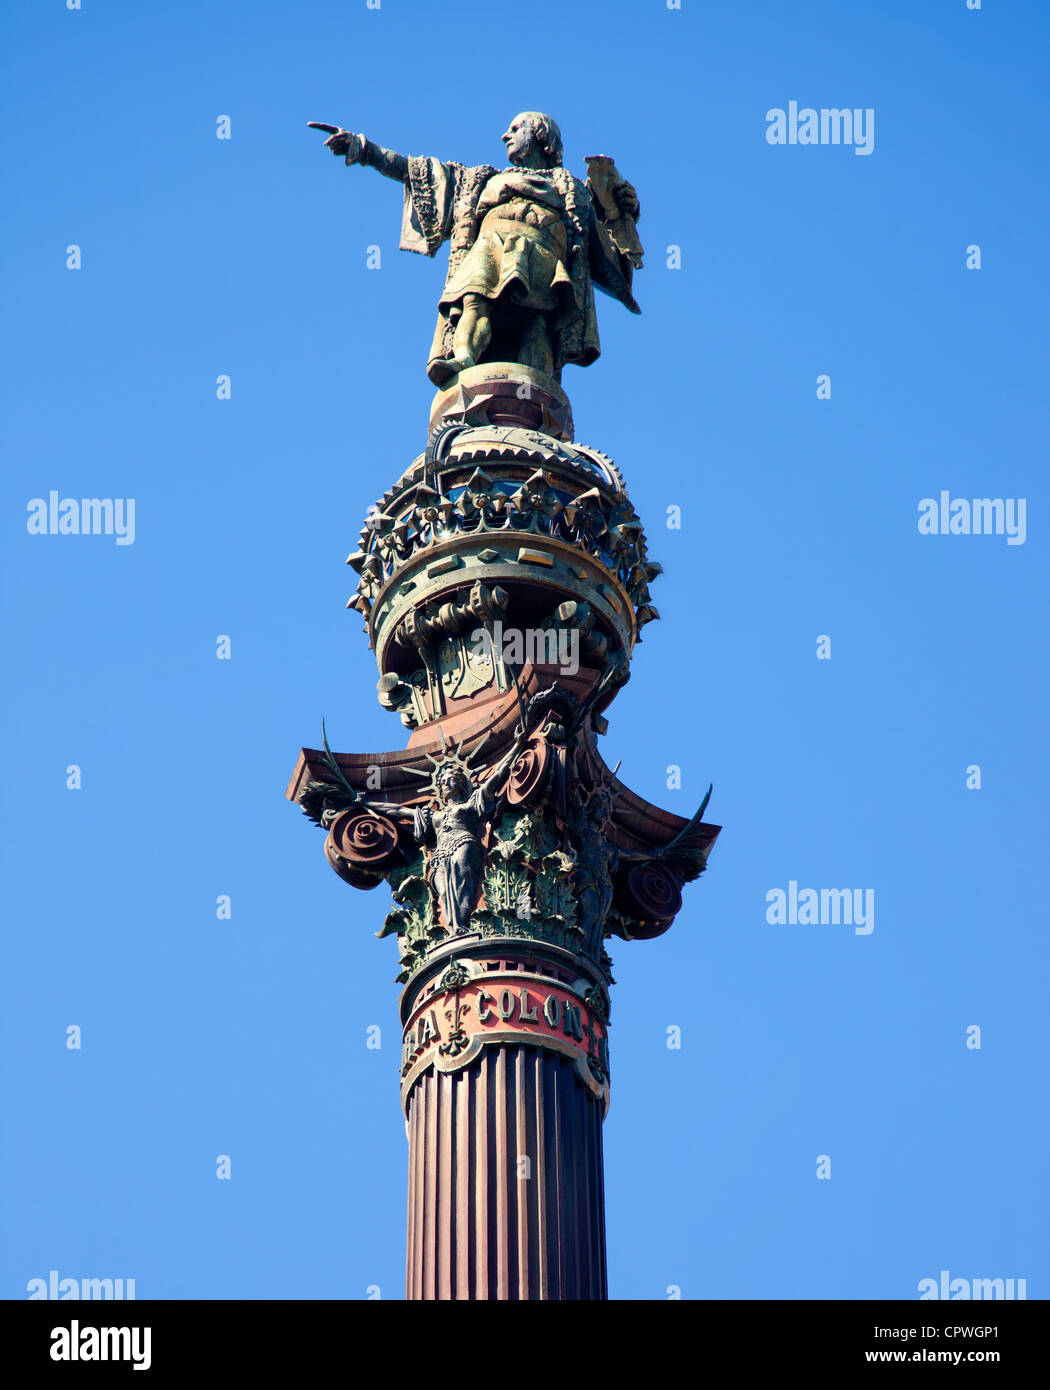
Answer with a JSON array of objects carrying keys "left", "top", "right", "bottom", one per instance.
[{"left": 400, "top": 970, "right": 610, "bottom": 1112}]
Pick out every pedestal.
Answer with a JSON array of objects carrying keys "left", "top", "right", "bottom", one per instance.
[{"left": 287, "top": 365, "right": 719, "bottom": 1300}]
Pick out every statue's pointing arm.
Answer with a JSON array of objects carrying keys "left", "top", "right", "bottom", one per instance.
[
  {"left": 309, "top": 122, "right": 460, "bottom": 259},
  {"left": 476, "top": 719, "right": 534, "bottom": 811},
  {"left": 309, "top": 123, "right": 409, "bottom": 183}
]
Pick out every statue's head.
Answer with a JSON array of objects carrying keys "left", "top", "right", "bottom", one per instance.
[
  {"left": 437, "top": 766, "right": 471, "bottom": 803},
  {"left": 588, "top": 786, "right": 614, "bottom": 824},
  {"left": 502, "top": 112, "right": 563, "bottom": 170}
]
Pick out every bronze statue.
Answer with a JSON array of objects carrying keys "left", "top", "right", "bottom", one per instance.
[
  {"left": 308, "top": 112, "right": 643, "bottom": 385},
  {"left": 570, "top": 784, "right": 619, "bottom": 956},
  {"left": 324, "top": 726, "right": 532, "bottom": 934}
]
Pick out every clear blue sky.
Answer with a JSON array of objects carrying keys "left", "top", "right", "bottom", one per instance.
[{"left": 2, "top": 0, "right": 1047, "bottom": 1300}]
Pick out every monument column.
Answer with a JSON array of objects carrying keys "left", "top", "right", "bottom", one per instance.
[{"left": 290, "top": 113, "right": 720, "bottom": 1299}]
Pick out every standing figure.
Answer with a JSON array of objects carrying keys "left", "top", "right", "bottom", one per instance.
[
  {"left": 309, "top": 112, "right": 642, "bottom": 385},
  {"left": 332, "top": 727, "right": 531, "bottom": 934},
  {"left": 412, "top": 763, "right": 506, "bottom": 934},
  {"left": 571, "top": 784, "right": 619, "bottom": 956}
]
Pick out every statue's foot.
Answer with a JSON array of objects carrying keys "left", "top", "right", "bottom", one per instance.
[
  {"left": 429, "top": 352, "right": 475, "bottom": 387},
  {"left": 428, "top": 357, "right": 462, "bottom": 388}
]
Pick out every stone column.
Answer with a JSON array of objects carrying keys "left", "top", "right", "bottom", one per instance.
[
  {"left": 402, "top": 947, "right": 608, "bottom": 1299},
  {"left": 287, "top": 365, "right": 719, "bottom": 1301}
]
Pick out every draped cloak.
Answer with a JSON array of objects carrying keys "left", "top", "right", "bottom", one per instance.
[
  {"left": 411, "top": 787, "right": 492, "bottom": 934},
  {"left": 398, "top": 157, "right": 640, "bottom": 385}
]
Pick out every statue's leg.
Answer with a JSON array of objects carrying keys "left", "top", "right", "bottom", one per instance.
[
  {"left": 451, "top": 293, "right": 492, "bottom": 372},
  {"left": 517, "top": 311, "right": 555, "bottom": 377},
  {"left": 593, "top": 883, "right": 614, "bottom": 954},
  {"left": 431, "top": 859, "right": 453, "bottom": 933},
  {"left": 448, "top": 840, "right": 484, "bottom": 932},
  {"left": 577, "top": 882, "right": 597, "bottom": 950}
]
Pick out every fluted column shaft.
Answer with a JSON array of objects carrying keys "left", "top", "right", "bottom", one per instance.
[{"left": 405, "top": 1043, "right": 606, "bottom": 1300}]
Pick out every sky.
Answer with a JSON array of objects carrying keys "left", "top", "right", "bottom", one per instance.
[{"left": 2, "top": 0, "right": 1047, "bottom": 1301}]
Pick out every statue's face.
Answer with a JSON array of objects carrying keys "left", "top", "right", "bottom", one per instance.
[
  {"left": 501, "top": 113, "right": 539, "bottom": 165},
  {"left": 439, "top": 769, "right": 469, "bottom": 802}
]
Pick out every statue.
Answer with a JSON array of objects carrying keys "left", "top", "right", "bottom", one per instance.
[
  {"left": 322, "top": 723, "right": 533, "bottom": 934},
  {"left": 570, "top": 784, "right": 619, "bottom": 956},
  {"left": 568, "top": 775, "right": 714, "bottom": 953},
  {"left": 308, "top": 112, "right": 643, "bottom": 386}
]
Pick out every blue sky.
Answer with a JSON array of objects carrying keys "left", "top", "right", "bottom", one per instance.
[{"left": 2, "top": 0, "right": 1047, "bottom": 1300}]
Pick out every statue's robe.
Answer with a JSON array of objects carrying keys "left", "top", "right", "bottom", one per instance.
[
  {"left": 398, "top": 157, "right": 640, "bottom": 385},
  {"left": 411, "top": 788, "right": 492, "bottom": 933}
]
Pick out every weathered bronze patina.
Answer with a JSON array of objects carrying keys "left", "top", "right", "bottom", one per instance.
[
  {"left": 289, "top": 113, "right": 718, "bottom": 1300},
  {"left": 308, "top": 112, "right": 642, "bottom": 384}
]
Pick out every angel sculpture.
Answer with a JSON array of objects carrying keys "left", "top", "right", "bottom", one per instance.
[
  {"left": 569, "top": 780, "right": 715, "bottom": 952},
  {"left": 320, "top": 722, "right": 534, "bottom": 935}
]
